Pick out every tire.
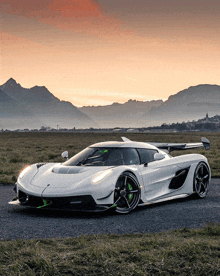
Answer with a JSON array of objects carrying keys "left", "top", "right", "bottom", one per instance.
[
  {"left": 114, "top": 172, "right": 140, "bottom": 214},
  {"left": 193, "top": 162, "right": 210, "bottom": 198}
]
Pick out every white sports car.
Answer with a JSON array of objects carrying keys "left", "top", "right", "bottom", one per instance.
[{"left": 9, "top": 137, "right": 211, "bottom": 213}]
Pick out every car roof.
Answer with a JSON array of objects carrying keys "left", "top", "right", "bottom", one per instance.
[{"left": 90, "top": 141, "right": 158, "bottom": 150}]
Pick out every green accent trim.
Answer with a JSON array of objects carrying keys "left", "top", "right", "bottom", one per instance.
[
  {"left": 99, "top": 150, "right": 108, "bottom": 154},
  {"left": 37, "top": 199, "right": 51, "bottom": 209},
  {"left": 111, "top": 204, "right": 117, "bottom": 208}
]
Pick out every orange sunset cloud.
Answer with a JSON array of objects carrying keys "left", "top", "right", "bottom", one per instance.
[
  {"left": 47, "top": 0, "right": 102, "bottom": 17},
  {"left": 0, "top": 0, "right": 133, "bottom": 39}
]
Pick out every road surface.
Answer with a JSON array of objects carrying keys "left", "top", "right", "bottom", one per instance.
[{"left": 0, "top": 179, "right": 219, "bottom": 240}]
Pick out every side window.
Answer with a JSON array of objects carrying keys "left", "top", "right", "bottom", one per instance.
[
  {"left": 123, "top": 148, "right": 140, "bottom": 165},
  {"left": 137, "top": 149, "right": 158, "bottom": 164}
]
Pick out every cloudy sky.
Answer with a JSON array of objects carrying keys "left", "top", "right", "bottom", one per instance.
[{"left": 0, "top": 0, "right": 220, "bottom": 106}]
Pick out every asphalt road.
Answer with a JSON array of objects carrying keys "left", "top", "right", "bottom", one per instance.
[{"left": 0, "top": 179, "right": 220, "bottom": 240}]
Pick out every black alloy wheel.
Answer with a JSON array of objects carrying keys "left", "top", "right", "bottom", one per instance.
[
  {"left": 114, "top": 172, "right": 140, "bottom": 214},
  {"left": 193, "top": 162, "right": 210, "bottom": 198}
]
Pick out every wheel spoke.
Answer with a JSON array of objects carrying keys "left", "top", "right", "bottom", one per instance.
[
  {"left": 200, "top": 182, "right": 206, "bottom": 191},
  {"left": 114, "top": 196, "right": 122, "bottom": 205},
  {"left": 122, "top": 197, "right": 131, "bottom": 208},
  {"left": 127, "top": 190, "right": 139, "bottom": 194},
  {"left": 202, "top": 174, "right": 209, "bottom": 180},
  {"left": 196, "top": 181, "right": 201, "bottom": 193},
  {"left": 123, "top": 176, "right": 127, "bottom": 189},
  {"left": 199, "top": 165, "right": 204, "bottom": 176}
]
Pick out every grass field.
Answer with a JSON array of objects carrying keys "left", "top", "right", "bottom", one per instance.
[
  {"left": 0, "top": 133, "right": 219, "bottom": 275},
  {"left": 0, "top": 223, "right": 219, "bottom": 275},
  {"left": 0, "top": 132, "right": 219, "bottom": 184}
]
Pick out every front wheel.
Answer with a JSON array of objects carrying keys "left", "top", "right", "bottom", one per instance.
[
  {"left": 114, "top": 172, "right": 140, "bottom": 214},
  {"left": 193, "top": 162, "right": 210, "bottom": 198}
]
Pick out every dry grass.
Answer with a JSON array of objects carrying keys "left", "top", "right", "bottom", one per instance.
[
  {"left": 0, "top": 132, "right": 219, "bottom": 183},
  {"left": 0, "top": 132, "right": 219, "bottom": 275},
  {"left": 0, "top": 223, "right": 219, "bottom": 276}
]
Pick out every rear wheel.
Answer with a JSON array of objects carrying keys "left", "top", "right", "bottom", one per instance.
[
  {"left": 193, "top": 162, "right": 210, "bottom": 198},
  {"left": 114, "top": 172, "right": 140, "bottom": 214}
]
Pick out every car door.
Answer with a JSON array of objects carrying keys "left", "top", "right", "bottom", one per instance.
[{"left": 137, "top": 149, "right": 179, "bottom": 202}]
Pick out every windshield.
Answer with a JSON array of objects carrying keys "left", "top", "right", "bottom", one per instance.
[{"left": 63, "top": 147, "right": 140, "bottom": 166}]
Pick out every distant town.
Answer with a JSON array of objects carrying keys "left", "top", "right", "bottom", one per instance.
[{"left": 1, "top": 114, "right": 220, "bottom": 133}]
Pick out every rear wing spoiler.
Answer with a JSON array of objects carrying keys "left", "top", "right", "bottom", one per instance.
[
  {"left": 121, "top": 136, "right": 210, "bottom": 153},
  {"left": 147, "top": 137, "right": 210, "bottom": 153}
]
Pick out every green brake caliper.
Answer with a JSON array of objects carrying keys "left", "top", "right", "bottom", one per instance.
[{"left": 128, "top": 183, "right": 133, "bottom": 201}]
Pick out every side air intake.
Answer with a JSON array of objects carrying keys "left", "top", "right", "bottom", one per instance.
[{"left": 169, "top": 167, "right": 190, "bottom": 189}]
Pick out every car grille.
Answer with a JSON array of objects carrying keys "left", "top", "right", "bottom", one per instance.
[{"left": 18, "top": 190, "right": 96, "bottom": 210}]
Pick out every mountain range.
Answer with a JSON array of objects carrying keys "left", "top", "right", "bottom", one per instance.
[
  {"left": 79, "top": 100, "right": 163, "bottom": 128},
  {"left": 147, "top": 84, "right": 220, "bottom": 126},
  {"left": 0, "top": 78, "right": 220, "bottom": 129},
  {"left": 0, "top": 78, "right": 97, "bottom": 129},
  {"left": 80, "top": 84, "right": 220, "bottom": 128}
]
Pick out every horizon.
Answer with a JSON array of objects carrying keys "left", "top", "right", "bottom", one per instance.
[
  {"left": 1, "top": 0, "right": 220, "bottom": 106},
  {"left": 0, "top": 111, "right": 217, "bottom": 131}
]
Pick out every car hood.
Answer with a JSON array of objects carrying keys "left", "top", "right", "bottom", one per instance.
[{"left": 30, "top": 164, "right": 112, "bottom": 189}]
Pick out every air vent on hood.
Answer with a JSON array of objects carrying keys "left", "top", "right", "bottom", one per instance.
[{"left": 52, "top": 166, "right": 83, "bottom": 174}]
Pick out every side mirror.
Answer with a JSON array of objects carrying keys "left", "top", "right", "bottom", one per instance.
[
  {"left": 154, "top": 152, "right": 165, "bottom": 161},
  {"left": 61, "top": 151, "right": 68, "bottom": 160}
]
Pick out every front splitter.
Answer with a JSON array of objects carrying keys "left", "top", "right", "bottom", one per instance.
[{"left": 8, "top": 198, "right": 114, "bottom": 212}]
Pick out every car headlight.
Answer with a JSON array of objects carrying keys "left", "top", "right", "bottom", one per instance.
[
  {"left": 92, "top": 169, "right": 113, "bottom": 184},
  {"left": 19, "top": 166, "right": 31, "bottom": 179}
]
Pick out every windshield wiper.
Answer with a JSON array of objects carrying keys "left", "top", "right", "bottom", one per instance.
[
  {"left": 77, "top": 154, "right": 104, "bottom": 166},
  {"left": 87, "top": 155, "right": 101, "bottom": 160},
  {"left": 76, "top": 157, "right": 87, "bottom": 166},
  {"left": 83, "top": 161, "right": 105, "bottom": 166}
]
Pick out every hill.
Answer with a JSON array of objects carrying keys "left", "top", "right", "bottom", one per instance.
[
  {"left": 80, "top": 99, "right": 163, "bottom": 128},
  {"left": 0, "top": 78, "right": 97, "bottom": 129},
  {"left": 147, "top": 84, "right": 220, "bottom": 125},
  {"left": 81, "top": 84, "right": 220, "bottom": 127}
]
